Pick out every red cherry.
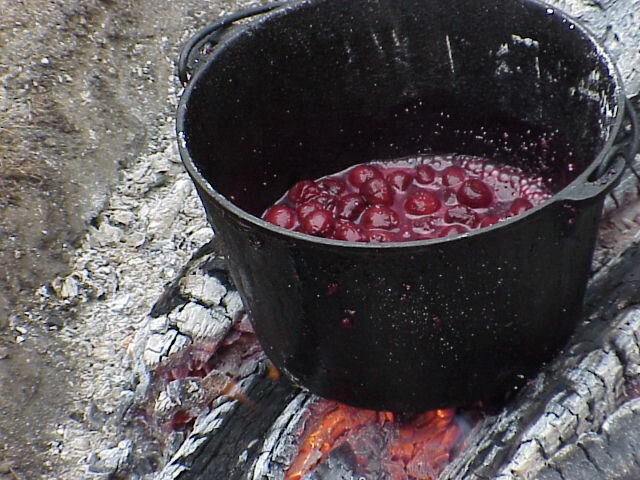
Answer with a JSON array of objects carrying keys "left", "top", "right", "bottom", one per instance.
[
  {"left": 287, "top": 180, "right": 321, "bottom": 203},
  {"left": 404, "top": 191, "right": 441, "bottom": 215},
  {"left": 444, "top": 205, "right": 478, "bottom": 226},
  {"left": 268, "top": 156, "right": 551, "bottom": 244},
  {"left": 318, "top": 178, "right": 346, "bottom": 195},
  {"left": 510, "top": 198, "right": 533, "bottom": 216},
  {"left": 336, "top": 194, "right": 367, "bottom": 220},
  {"left": 361, "top": 206, "right": 399, "bottom": 230},
  {"left": 368, "top": 231, "right": 397, "bottom": 242},
  {"left": 438, "top": 224, "right": 469, "bottom": 238},
  {"left": 263, "top": 205, "right": 298, "bottom": 229},
  {"left": 301, "top": 210, "right": 335, "bottom": 237},
  {"left": 296, "top": 201, "right": 322, "bottom": 220},
  {"left": 360, "top": 177, "right": 394, "bottom": 206},
  {"left": 441, "top": 166, "right": 467, "bottom": 186},
  {"left": 416, "top": 165, "right": 436, "bottom": 184},
  {"left": 347, "top": 164, "right": 382, "bottom": 187},
  {"left": 458, "top": 179, "right": 493, "bottom": 209},
  {"left": 412, "top": 217, "right": 438, "bottom": 237},
  {"left": 334, "top": 221, "right": 368, "bottom": 242},
  {"left": 312, "top": 193, "right": 338, "bottom": 210},
  {"left": 479, "top": 214, "right": 500, "bottom": 228},
  {"left": 386, "top": 170, "right": 413, "bottom": 191}
]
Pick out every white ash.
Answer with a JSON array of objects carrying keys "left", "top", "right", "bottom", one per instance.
[
  {"left": 39, "top": 123, "right": 222, "bottom": 479},
  {"left": 88, "top": 440, "right": 133, "bottom": 475},
  {"left": 223, "top": 290, "right": 245, "bottom": 319},
  {"left": 179, "top": 273, "right": 227, "bottom": 308},
  {"left": 250, "top": 393, "right": 315, "bottom": 480},
  {"left": 169, "top": 302, "right": 232, "bottom": 342},
  {"left": 143, "top": 330, "right": 179, "bottom": 368},
  {"left": 157, "top": 370, "right": 269, "bottom": 477},
  {"left": 168, "top": 333, "right": 192, "bottom": 358}
]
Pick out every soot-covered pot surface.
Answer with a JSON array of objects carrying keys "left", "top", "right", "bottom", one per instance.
[{"left": 177, "top": 0, "right": 638, "bottom": 411}]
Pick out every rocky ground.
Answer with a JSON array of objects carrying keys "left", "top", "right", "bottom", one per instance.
[{"left": 0, "top": 0, "right": 638, "bottom": 479}]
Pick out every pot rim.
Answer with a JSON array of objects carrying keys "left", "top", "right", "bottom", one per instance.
[{"left": 176, "top": 0, "right": 627, "bottom": 250}]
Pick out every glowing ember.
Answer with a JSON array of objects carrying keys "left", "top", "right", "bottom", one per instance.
[
  {"left": 142, "top": 314, "right": 263, "bottom": 433},
  {"left": 285, "top": 401, "right": 478, "bottom": 480}
]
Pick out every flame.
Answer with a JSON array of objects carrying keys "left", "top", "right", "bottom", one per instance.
[
  {"left": 285, "top": 403, "right": 474, "bottom": 480},
  {"left": 266, "top": 362, "right": 281, "bottom": 382}
]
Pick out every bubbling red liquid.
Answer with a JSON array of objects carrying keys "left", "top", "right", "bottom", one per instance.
[{"left": 262, "top": 155, "right": 552, "bottom": 242}]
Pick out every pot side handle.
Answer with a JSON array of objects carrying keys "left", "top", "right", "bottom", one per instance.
[
  {"left": 562, "top": 97, "right": 639, "bottom": 203},
  {"left": 177, "top": 2, "right": 289, "bottom": 86}
]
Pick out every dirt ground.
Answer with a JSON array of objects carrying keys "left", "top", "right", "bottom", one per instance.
[
  {"left": 0, "top": 0, "right": 638, "bottom": 479},
  {"left": 0, "top": 1, "right": 247, "bottom": 477}
]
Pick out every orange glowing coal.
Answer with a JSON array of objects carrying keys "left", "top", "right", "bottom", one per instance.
[{"left": 285, "top": 401, "right": 475, "bottom": 480}]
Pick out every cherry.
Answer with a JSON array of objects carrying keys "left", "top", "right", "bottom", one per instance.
[
  {"left": 360, "top": 177, "right": 394, "bottom": 206},
  {"left": 416, "top": 165, "right": 436, "bottom": 184},
  {"left": 479, "top": 214, "right": 500, "bottom": 228},
  {"left": 458, "top": 179, "right": 493, "bottom": 209},
  {"left": 386, "top": 170, "right": 413, "bottom": 191},
  {"left": 318, "top": 178, "right": 346, "bottom": 195},
  {"left": 265, "top": 155, "right": 552, "bottom": 243},
  {"left": 301, "top": 209, "right": 335, "bottom": 237},
  {"left": 444, "top": 205, "right": 478, "bottom": 226},
  {"left": 334, "top": 221, "right": 368, "bottom": 242},
  {"left": 361, "top": 206, "right": 399, "bottom": 230},
  {"left": 296, "top": 200, "right": 322, "bottom": 220},
  {"left": 368, "top": 231, "right": 396, "bottom": 242},
  {"left": 336, "top": 194, "right": 367, "bottom": 220},
  {"left": 441, "top": 166, "right": 466, "bottom": 186},
  {"left": 404, "top": 191, "right": 441, "bottom": 215},
  {"left": 263, "top": 205, "right": 297, "bottom": 229},
  {"left": 312, "top": 193, "right": 338, "bottom": 210},
  {"left": 347, "top": 164, "right": 382, "bottom": 187},
  {"left": 510, "top": 198, "right": 533, "bottom": 216},
  {"left": 412, "top": 218, "right": 438, "bottom": 239},
  {"left": 287, "top": 180, "right": 321, "bottom": 203}
]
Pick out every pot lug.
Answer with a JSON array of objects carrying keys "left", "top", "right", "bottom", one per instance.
[
  {"left": 560, "top": 156, "right": 626, "bottom": 204},
  {"left": 562, "top": 98, "right": 639, "bottom": 204}
]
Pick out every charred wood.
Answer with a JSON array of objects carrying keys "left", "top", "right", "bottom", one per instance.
[{"left": 158, "top": 361, "right": 299, "bottom": 480}]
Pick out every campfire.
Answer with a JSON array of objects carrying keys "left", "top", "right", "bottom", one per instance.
[
  {"left": 134, "top": 138, "right": 640, "bottom": 478},
  {"left": 139, "top": 297, "right": 480, "bottom": 479},
  {"left": 284, "top": 402, "right": 478, "bottom": 480}
]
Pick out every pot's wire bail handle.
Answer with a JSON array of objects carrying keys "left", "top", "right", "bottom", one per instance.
[
  {"left": 593, "top": 97, "right": 639, "bottom": 182},
  {"left": 178, "top": 2, "right": 288, "bottom": 86}
]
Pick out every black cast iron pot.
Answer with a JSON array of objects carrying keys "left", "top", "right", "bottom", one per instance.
[{"left": 176, "top": 0, "right": 639, "bottom": 412}]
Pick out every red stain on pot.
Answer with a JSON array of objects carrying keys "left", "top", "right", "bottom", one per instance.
[
  {"left": 285, "top": 401, "right": 479, "bottom": 480},
  {"left": 262, "top": 155, "right": 552, "bottom": 241}
]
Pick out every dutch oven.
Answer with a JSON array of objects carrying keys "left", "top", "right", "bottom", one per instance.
[{"left": 176, "top": 0, "right": 639, "bottom": 411}]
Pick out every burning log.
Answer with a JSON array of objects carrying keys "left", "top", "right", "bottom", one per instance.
[
  {"left": 442, "top": 308, "right": 640, "bottom": 480},
  {"left": 278, "top": 403, "right": 477, "bottom": 480}
]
